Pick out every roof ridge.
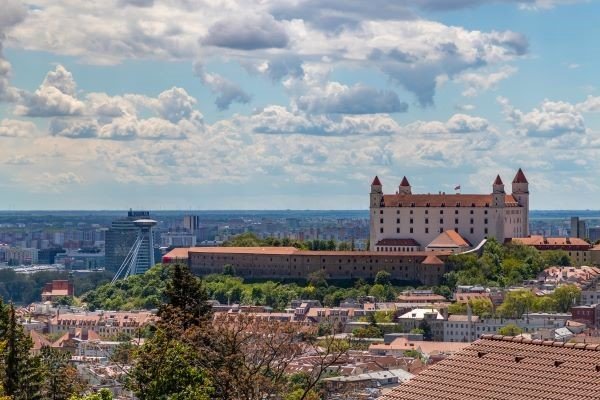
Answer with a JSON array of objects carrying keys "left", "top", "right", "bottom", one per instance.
[{"left": 480, "top": 334, "right": 600, "bottom": 351}]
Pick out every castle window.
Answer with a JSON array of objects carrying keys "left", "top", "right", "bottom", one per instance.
[
  {"left": 455, "top": 218, "right": 459, "bottom": 224},
  {"left": 380, "top": 218, "right": 384, "bottom": 223},
  {"left": 410, "top": 218, "right": 413, "bottom": 224},
  {"left": 439, "top": 228, "right": 443, "bottom": 233},
  {"left": 396, "top": 218, "right": 400, "bottom": 223},
  {"left": 396, "top": 210, "right": 400, "bottom": 214},
  {"left": 396, "top": 228, "right": 400, "bottom": 233},
  {"left": 425, "top": 210, "right": 429, "bottom": 215},
  {"left": 380, "top": 228, "right": 383, "bottom": 233},
  {"left": 426, "top": 202, "right": 430, "bottom": 207},
  {"left": 471, "top": 203, "right": 476, "bottom": 207},
  {"left": 485, "top": 203, "right": 489, "bottom": 207},
  {"left": 470, "top": 218, "right": 474, "bottom": 224},
  {"left": 484, "top": 210, "right": 488, "bottom": 215},
  {"left": 440, "top": 219, "right": 444, "bottom": 224},
  {"left": 470, "top": 228, "right": 474, "bottom": 234},
  {"left": 425, "top": 228, "right": 429, "bottom": 234},
  {"left": 410, "top": 210, "right": 413, "bottom": 214},
  {"left": 425, "top": 218, "right": 429, "bottom": 224},
  {"left": 484, "top": 218, "right": 488, "bottom": 224},
  {"left": 380, "top": 210, "right": 383, "bottom": 214},
  {"left": 470, "top": 210, "right": 474, "bottom": 215},
  {"left": 455, "top": 210, "right": 459, "bottom": 215},
  {"left": 455, "top": 228, "right": 459, "bottom": 233},
  {"left": 441, "top": 203, "right": 446, "bottom": 207},
  {"left": 456, "top": 202, "right": 461, "bottom": 207},
  {"left": 484, "top": 228, "right": 488, "bottom": 234},
  {"left": 410, "top": 228, "right": 413, "bottom": 233}
]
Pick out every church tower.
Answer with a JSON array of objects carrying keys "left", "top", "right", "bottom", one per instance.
[
  {"left": 512, "top": 168, "right": 529, "bottom": 236},
  {"left": 370, "top": 176, "right": 383, "bottom": 251}
]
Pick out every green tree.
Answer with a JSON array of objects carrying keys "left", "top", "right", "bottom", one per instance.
[
  {"left": 418, "top": 319, "right": 432, "bottom": 341},
  {"left": 222, "top": 264, "right": 236, "bottom": 276},
  {"left": 69, "top": 388, "right": 113, "bottom": 400},
  {"left": 40, "top": 346, "right": 85, "bottom": 400},
  {"left": 497, "top": 290, "right": 536, "bottom": 318},
  {"left": 374, "top": 271, "right": 391, "bottom": 286},
  {"left": 552, "top": 285, "right": 581, "bottom": 313},
  {"left": 498, "top": 323, "right": 523, "bottom": 336}
]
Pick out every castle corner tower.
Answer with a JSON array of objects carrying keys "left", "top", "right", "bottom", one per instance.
[{"left": 511, "top": 168, "right": 530, "bottom": 236}]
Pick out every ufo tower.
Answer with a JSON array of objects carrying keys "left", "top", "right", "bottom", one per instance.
[{"left": 111, "top": 219, "right": 157, "bottom": 283}]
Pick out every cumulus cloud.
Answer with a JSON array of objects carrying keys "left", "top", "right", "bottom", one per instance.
[
  {"left": 202, "top": 14, "right": 289, "bottom": 50},
  {"left": 405, "top": 114, "right": 490, "bottom": 135},
  {"left": 0, "top": 119, "right": 35, "bottom": 137},
  {"left": 0, "top": 0, "right": 27, "bottom": 102},
  {"left": 195, "top": 66, "right": 251, "bottom": 111},
  {"left": 4, "top": 155, "right": 34, "bottom": 165},
  {"left": 16, "top": 65, "right": 85, "bottom": 117},
  {"left": 499, "top": 96, "right": 586, "bottom": 137},
  {"left": 296, "top": 83, "right": 408, "bottom": 114}
]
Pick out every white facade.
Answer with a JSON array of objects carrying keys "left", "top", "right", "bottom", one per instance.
[{"left": 369, "top": 170, "right": 529, "bottom": 251}]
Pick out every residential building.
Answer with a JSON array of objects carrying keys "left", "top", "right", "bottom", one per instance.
[
  {"left": 41, "top": 280, "right": 74, "bottom": 302},
  {"left": 369, "top": 169, "right": 529, "bottom": 251},
  {"left": 510, "top": 235, "right": 598, "bottom": 266}
]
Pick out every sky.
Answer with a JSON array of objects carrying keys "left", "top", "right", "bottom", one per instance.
[{"left": 0, "top": 0, "right": 599, "bottom": 210}]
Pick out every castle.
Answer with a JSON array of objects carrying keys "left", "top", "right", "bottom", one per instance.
[{"left": 369, "top": 169, "right": 529, "bottom": 251}]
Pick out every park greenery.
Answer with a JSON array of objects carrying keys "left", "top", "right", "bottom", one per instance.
[{"left": 223, "top": 232, "right": 356, "bottom": 251}]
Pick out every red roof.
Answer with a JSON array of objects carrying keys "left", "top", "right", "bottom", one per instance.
[
  {"left": 512, "top": 168, "right": 528, "bottom": 184},
  {"left": 400, "top": 176, "right": 410, "bottom": 187},
  {"left": 382, "top": 194, "right": 520, "bottom": 207},
  {"left": 422, "top": 255, "right": 445, "bottom": 265},
  {"left": 493, "top": 174, "right": 503, "bottom": 185},
  {"left": 382, "top": 335, "right": 600, "bottom": 400},
  {"left": 371, "top": 176, "right": 382, "bottom": 186}
]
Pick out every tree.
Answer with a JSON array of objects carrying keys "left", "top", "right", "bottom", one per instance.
[
  {"left": 40, "top": 346, "right": 86, "bottom": 400},
  {"left": 68, "top": 388, "right": 113, "bottom": 400},
  {"left": 418, "top": 319, "right": 432, "bottom": 341},
  {"left": 374, "top": 271, "right": 391, "bottom": 286},
  {"left": 222, "top": 264, "right": 236, "bottom": 276},
  {"left": 552, "top": 285, "right": 581, "bottom": 313},
  {"left": 498, "top": 323, "right": 523, "bottom": 336},
  {"left": 2, "top": 303, "right": 43, "bottom": 400},
  {"left": 497, "top": 289, "right": 536, "bottom": 318}
]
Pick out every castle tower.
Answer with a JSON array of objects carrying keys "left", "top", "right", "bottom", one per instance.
[
  {"left": 512, "top": 168, "right": 529, "bottom": 236},
  {"left": 370, "top": 176, "right": 383, "bottom": 251},
  {"left": 398, "top": 176, "right": 412, "bottom": 195},
  {"left": 491, "top": 175, "right": 506, "bottom": 241}
]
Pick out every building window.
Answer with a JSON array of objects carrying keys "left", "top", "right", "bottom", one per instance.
[
  {"left": 455, "top": 218, "right": 459, "bottom": 224},
  {"left": 484, "top": 228, "right": 488, "bottom": 234},
  {"left": 396, "top": 210, "right": 400, "bottom": 214},
  {"left": 484, "top": 218, "right": 488, "bottom": 224},
  {"left": 425, "top": 210, "right": 429, "bottom": 215},
  {"left": 470, "top": 228, "right": 474, "bottom": 234},
  {"left": 410, "top": 228, "right": 413, "bottom": 233},
  {"left": 439, "top": 228, "right": 443, "bottom": 233},
  {"left": 380, "top": 218, "right": 384, "bottom": 223},
  {"left": 380, "top": 228, "right": 384, "bottom": 233},
  {"left": 425, "top": 218, "right": 429, "bottom": 224},
  {"left": 396, "top": 228, "right": 400, "bottom": 233},
  {"left": 455, "top": 228, "right": 459, "bottom": 233},
  {"left": 484, "top": 210, "right": 488, "bottom": 215},
  {"left": 425, "top": 228, "right": 429, "bottom": 234},
  {"left": 440, "top": 210, "right": 444, "bottom": 214},
  {"left": 455, "top": 210, "right": 459, "bottom": 215},
  {"left": 440, "top": 219, "right": 444, "bottom": 224},
  {"left": 470, "top": 218, "right": 474, "bottom": 224},
  {"left": 470, "top": 210, "right": 474, "bottom": 215},
  {"left": 396, "top": 218, "right": 400, "bottom": 223},
  {"left": 410, "top": 210, "right": 413, "bottom": 214},
  {"left": 410, "top": 218, "right": 413, "bottom": 224}
]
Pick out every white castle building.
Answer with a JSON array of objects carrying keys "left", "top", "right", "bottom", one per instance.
[{"left": 369, "top": 169, "right": 529, "bottom": 252}]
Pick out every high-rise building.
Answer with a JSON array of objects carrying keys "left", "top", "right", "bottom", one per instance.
[
  {"left": 570, "top": 217, "right": 588, "bottom": 239},
  {"left": 105, "top": 210, "right": 150, "bottom": 272},
  {"left": 183, "top": 215, "right": 200, "bottom": 233}
]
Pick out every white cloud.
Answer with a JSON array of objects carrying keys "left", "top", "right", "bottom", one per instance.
[
  {"left": 456, "top": 66, "right": 517, "bottom": 97},
  {"left": 0, "top": 119, "right": 35, "bottom": 137},
  {"left": 404, "top": 114, "right": 490, "bottom": 135},
  {"left": 195, "top": 65, "right": 251, "bottom": 111}
]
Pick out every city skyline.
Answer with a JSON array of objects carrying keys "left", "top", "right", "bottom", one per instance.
[{"left": 1, "top": 1, "right": 600, "bottom": 210}]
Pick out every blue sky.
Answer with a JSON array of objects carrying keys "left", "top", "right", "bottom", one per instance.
[{"left": 0, "top": 0, "right": 599, "bottom": 210}]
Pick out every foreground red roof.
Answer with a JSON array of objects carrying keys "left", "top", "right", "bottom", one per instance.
[{"left": 382, "top": 334, "right": 600, "bottom": 400}]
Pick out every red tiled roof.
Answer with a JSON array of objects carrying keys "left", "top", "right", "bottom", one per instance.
[
  {"left": 382, "top": 194, "right": 520, "bottom": 207},
  {"left": 493, "top": 174, "right": 503, "bottom": 185},
  {"left": 183, "top": 247, "right": 452, "bottom": 257},
  {"left": 422, "top": 255, "right": 444, "bottom": 265},
  {"left": 400, "top": 176, "right": 410, "bottom": 187},
  {"left": 511, "top": 236, "right": 591, "bottom": 250},
  {"left": 382, "top": 334, "right": 600, "bottom": 400},
  {"left": 513, "top": 168, "right": 528, "bottom": 184},
  {"left": 428, "top": 230, "right": 471, "bottom": 248},
  {"left": 372, "top": 176, "right": 382, "bottom": 186},
  {"left": 375, "top": 239, "right": 421, "bottom": 247}
]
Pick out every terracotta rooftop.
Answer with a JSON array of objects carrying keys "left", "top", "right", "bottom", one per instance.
[
  {"left": 382, "top": 334, "right": 600, "bottom": 400},
  {"left": 513, "top": 168, "right": 528, "bottom": 184},
  {"left": 428, "top": 230, "right": 471, "bottom": 248},
  {"left": 375, "top": 238, "right": 421, "bottom": 247},
  {"left": 511, "top": 235, "right": 591, "bottom": 249},
  {"left": 178, "top": 247, "right": 453, "bottom": 258},
  {"left": 422, "top": 255, "right": 445, "bottom": 265},
  {"left": 372, "top": 176, "right": 382, "bottom": 186},
  {"left": 493, "top": 174, "right": 503, "bottom": 185},
  {"left": 382, "top": 194, "right": 520, "bottom": 208},
  {"left": 400, "top": 176, "right": 410, "bottom": 187}
]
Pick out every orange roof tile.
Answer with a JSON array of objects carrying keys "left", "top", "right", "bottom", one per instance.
[
  {"left": 428, "top": 230, "right": 471, "bottom": 248},
  {"left": 382, "top": 335, "right": 600, "bottom": 400},
  {"left": 493, "top": 174, "right": 503, "bottom": 185},
  {"left": 513, "top": 168, "right": 528, "bottom": 184},
  {"left": 382, "top": 194, "right": 520, "bottom": 208},
  {"left": 372, "top": 176, "right": 382, "bottom": 186},
  {"left": 400, "top": 176, "right": 410, "bottom": 187}
]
